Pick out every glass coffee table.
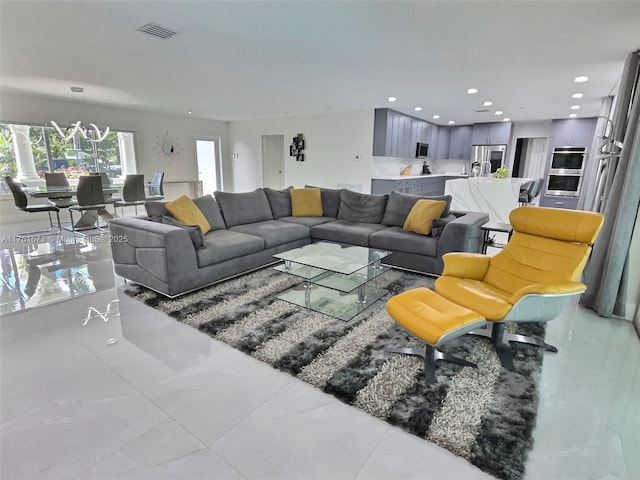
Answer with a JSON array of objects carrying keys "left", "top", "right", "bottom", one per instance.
[{"left": 273, "top": 242, "right": 391, "bottom": 321}]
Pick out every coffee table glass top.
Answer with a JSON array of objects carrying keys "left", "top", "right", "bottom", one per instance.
[{"left": 273, "top": 242, "right": 391, "bottom": 275}]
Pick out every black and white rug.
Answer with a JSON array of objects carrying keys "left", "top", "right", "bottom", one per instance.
[{"left": 125, "top": 267, "right": 545, "bottom": 480}]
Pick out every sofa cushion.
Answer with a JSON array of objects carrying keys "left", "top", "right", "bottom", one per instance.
[
  {"left": 278, "top": 216, "right": 336, "bottom": 227},
  {"left": 369, "top": 226, "right": 439, "bottom": 257},
  {"left": 403, "top": 199, "right": 448, "bottom": 236},
  {"left": 337, "top": 190, "right": 388, "bottom": 224},
  {"left": 145, "top": 201, "right": 169, "bottom": 222},
  {"left": 291, "top": 188, "right": 323, "bottom": 216},
  {"left": 192, "top": 195, "right": 226, "bottom": 231},
  {"left": 264, "top": 186, "right": 293, "bottom": 219},
  {"left": 197, "top": 230, "right": 265, "bottom": 267},
  {"left": 161, "top": 215, "right": 205, "bottom": 249},
  {"left": 230, "top": 220, "right": 309, "bottom": 249},
  {"left": 166, "top": 195, "right": 211, "bottom": 234},
  {"left": 310, "top": 220, "right": 387, "bottom": 246},
  {"left": 214, "top": 188, "right": 273, "bottom": 227},
  {"left": 305, "top": 185, "right": 342, "bottom": 218},
  {"left": 381, "top": 191, "right": 453, "bottom": 227}
]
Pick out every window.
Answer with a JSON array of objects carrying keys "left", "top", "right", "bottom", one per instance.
[{"left": 0, "top": 123, "right": 136, "bottom": 183}]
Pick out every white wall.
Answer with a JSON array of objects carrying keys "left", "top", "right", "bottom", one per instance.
[
  {"left": 228, "top": 110, "right": 375, "bottom": 193},
  {"left": 0, "top": 92, "right": 231, "bottom": 188}
]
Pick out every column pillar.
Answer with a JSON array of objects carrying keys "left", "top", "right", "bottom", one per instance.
[{"left": 9, "top": 125, "right": 43, "bottom": 186}]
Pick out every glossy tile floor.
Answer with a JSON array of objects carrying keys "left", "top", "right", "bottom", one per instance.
[{"left": 1, "top": 232, "right": 639, "bottom": 480}]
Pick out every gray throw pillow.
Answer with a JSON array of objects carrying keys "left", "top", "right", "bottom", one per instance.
[
  {"left": 161, "top": 215, "right": 205, "bottom": 249},
  {"left": 145, "top": 201, "right": 168, "bottom": 222},
  {"left": 214, "top": 188, "right": 274, "bottom": 227},
  {"left": 305, "top": 185, "right": 342, "bottom": 218},
  {"left": 337, "top": 190, "right": 388, "bottom": 224},
  {"left": 192, "top": 194, "right": 226, "bottom": 230},
  {"left": 264, "top": 186, "right": 293, "bottom": 218},
  {"left": 381, "top": 191, "right": 453, "bottom": 227}
]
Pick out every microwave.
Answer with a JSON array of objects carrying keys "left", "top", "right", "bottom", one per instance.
[
  {"left": 550, "top": 147, "right": 586, "bottom": 172},
  {"left": 416, "top": 142, "right": 429, "bottom": 158}
]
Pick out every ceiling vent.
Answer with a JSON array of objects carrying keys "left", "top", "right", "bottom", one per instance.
[
  {"left": 137, "top": 23, "right": 180, "bottom": 39},
  {"left": 475, "top": 109, "right": 490, "bottom": 113}
]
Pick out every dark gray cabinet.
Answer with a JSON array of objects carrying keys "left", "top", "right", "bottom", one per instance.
[
  {"left": 539, "top": 194, "right": 579, "bottom": 210},
  {"left": 472, "top": 122, "right": 512, "bottom": 145},
  {"left": 371, "top": 176, "right": 449, "bottom": 196},
  {"left": 550, "top": 118, "right": 597, "bottom": 147},
  {"left": 436, "top": 127, "right": 450, "bottom": 159},
  {"left": 373, "top": 108, "right": 435, "bottom": 158},
  {"left": 448, "top": 126, "right": 473, "bottom": 160}
]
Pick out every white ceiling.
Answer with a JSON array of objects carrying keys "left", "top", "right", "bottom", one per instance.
[{"left": 1, "top": 1, "right": 640, "bottom": 126}]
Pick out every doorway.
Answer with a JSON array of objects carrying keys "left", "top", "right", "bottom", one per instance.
[
  {"left": 262, "top": 135, "right": 284, "bottom": 189},
  {"left": 196, "top": 138, "right": 221, "bottom": 195}
]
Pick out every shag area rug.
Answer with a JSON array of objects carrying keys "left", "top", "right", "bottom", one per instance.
[{"left": 125, "top": 267, "right": 545, "bottom": 480}]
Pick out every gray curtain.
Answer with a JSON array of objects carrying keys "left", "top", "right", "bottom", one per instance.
[{"left": 580, "top": 51, "right": 640, "bottom": 318}]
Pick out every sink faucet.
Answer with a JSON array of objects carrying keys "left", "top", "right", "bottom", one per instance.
[{"left": 481, "top": 160, "right": 492, "bottom": 176}]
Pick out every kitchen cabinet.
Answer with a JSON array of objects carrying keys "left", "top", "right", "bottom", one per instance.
[
  {"left": 373, "top": 108, "right": 435, "bottom": 158},
  {"left": 550, "top": 118, "right": 597, "bottom": 147},
  {"left": 436, "top": 127, "right": 450, "bottom": 159},
  {"left": 371, "top": 176, "right": 450, "bottom": 196},
  {"left": 472, "top": 122, "right": 512, "bottom": 145},
  {"left": 448, "top": 126, "right": 473, "bottom": 160},
  {"left": 538, "top": 194, "right": 579, "bottom": 210},
  {"left": 429, "top": 125, "right": 440, "bottom": 159}
]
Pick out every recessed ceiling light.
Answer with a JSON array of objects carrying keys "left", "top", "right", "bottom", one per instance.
[
  {"left": 569, "top": 113, "right": 577, "bottom": 118},
  {"left": 494, "top": 110, "right": 503, "bottom": 115},
  {"left": 433, "top": 114, "right": 440, "bottom": 119},
  {"left": 570, "top": 105, "right": 580, "bottom": 110},
  {"left": 503, "top": 118, "right": 510, "bottom": 122},
  {"left": 414, "top": 107, "right": 422, "bottom": 112},
  {"left": 572, "top": 93, "right": 583, "bottom": 99},
  {"left": 448, "top": 120, "right": 455, "bottom": 124},
  {"left": 574, "top": 76, "right": 588, "bottom": 83},
  {"left": 467, "top": 88, "right": 478, "bottom": 95},
  {"left": 483, "top": 101, "right": 493, "bottom": 106},
  {"left": 187, "top": 111, "right": 192, "bottom": 115},
  {"left": 388, "top": 96, "right": 397, "bottom": 102}
]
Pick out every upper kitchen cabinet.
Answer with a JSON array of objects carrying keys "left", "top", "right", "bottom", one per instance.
[
  {"left": 448, "top": 125, "right": 473, "bottom": 160},
  {"left": 550, "top": 118, "right": 597, "bottom": 148},
  {"left": 373, "top": 108, "right": 433, "bottom": 158},
  {"left": 472, "top": 122, "right": 513, "bottom": 145},
  {"left": 436, "top": 126, "right": 450, "bottom": 159}
]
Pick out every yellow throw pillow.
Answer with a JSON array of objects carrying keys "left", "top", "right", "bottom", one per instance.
[
  {"left": 403, "top": 199, "right": 447, "bottom": 235},
  {"left": 290, "top": 188, "right": 323, "bottom": 217},
  {"left": 165, "top": 195, "right": 211, "bottom": 234}
]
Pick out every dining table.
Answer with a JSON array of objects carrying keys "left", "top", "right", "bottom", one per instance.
[{"left": 24, "top": 185, "right": 122, "bottom": 231}]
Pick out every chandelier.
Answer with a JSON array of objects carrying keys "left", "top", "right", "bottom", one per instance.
[{"left": 50, "top": 120, "right": 110, "bottom": 143}]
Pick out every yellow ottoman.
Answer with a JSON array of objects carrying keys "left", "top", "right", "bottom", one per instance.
[{"left": 386, "top": 287, "right": 486, "bottom": 384}]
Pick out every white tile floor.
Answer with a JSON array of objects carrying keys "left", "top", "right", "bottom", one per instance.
[{"left": 1, "top": 234, "right": 639, "bottom": 480}]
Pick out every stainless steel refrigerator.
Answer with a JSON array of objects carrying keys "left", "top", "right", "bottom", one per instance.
[{"left": 470, "top": 145, "right": 507, "bottom": 176}]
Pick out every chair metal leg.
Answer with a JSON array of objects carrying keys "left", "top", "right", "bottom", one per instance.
[
  {"left": 468, "top": 322, "right": 557, "bottom": 371},
  {"left": 386, "top": 344, "right": 477, "bottom": 385}
]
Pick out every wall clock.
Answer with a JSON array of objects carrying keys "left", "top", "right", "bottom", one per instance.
[{"left": 154, "top": 131, "right": 183, "bottom": 163}]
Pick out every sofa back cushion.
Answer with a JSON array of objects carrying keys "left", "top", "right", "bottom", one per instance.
[
  {"left": 381, "top": 191, "right": 452, "bottom": 227},
  {"left": 264, "top": 186, "right": 293, "bottom": 218},
  {"left": 305, "top": 185, "right": 342, "bottom": 218},
  {"left": 337, "top": 190, "right": 388, "bottom": 224},
  {"left": 214, "top": 188, "right": 273, "bottom": 227},
  {"left": 192, "top": 195, "right": 226, "bottom": 231}
]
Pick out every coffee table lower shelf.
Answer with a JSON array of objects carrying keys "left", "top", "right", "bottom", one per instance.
[{"left": 276, "top": 283, "right": 388, "bottom": 321}]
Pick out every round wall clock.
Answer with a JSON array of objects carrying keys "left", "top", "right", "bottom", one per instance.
[{"left": 154, "top": 131, "right": 183, "bottom": 162}]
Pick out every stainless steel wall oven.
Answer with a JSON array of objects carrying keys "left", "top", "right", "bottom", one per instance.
[{"left": 545, "top": 146, "right": 587, "bottom": 197}]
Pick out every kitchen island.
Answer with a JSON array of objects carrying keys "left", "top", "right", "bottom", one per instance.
[
  {"left": 445, "top": 177, "right": 532, "bottom": 223},
  {"left": 371, "top": 174, "right": 467, "bottom": 196}
]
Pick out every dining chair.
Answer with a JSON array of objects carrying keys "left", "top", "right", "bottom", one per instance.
[
  {"left": 3, "top": 176, "right": 62, "bottom": 236},
  {"left": 95, "top": 172, "right": 122, "bottom": 213},
  {"left": 44, "top": 172, "right": 78, "bottom": 209},
  {"left": 147, "top": 171, "right": 165, "bottom": 201},
  {"left": 69, "top": 175, "right": 110, "bottom": 233},
  {"left": 114, "top": 174, "right": 147, "bottom": 217}
]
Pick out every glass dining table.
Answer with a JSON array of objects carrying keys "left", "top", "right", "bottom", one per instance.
[{"left": 24, "top": 185, "right": 122, "bottom": 231}]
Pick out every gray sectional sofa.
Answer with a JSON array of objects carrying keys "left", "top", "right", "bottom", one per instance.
[{"left": 109, "top": 187, "right": 489, "bottom": 297}]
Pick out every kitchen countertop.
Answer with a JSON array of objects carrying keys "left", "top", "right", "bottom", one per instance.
[{"left": 372, "top": 174, "right": 469, "bottom": 180}]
